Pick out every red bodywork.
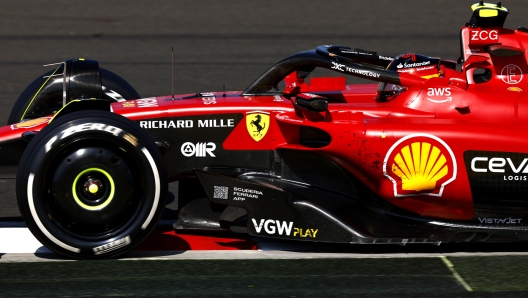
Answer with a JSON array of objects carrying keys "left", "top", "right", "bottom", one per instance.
[{"left": 5, "top": 21, "right": 528, "bottom": 223}]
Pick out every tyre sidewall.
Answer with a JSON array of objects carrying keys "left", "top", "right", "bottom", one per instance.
[{"left": 17, "top": 111, "right": 166, "bottom": 259}]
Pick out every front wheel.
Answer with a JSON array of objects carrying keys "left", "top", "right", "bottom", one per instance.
[{"left": 17, "top": 111, "right": 167, "bottom": 259}]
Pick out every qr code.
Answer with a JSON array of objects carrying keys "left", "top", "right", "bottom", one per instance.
[{"left": 213, "top": 186, "right": 228, "bottom": 200}]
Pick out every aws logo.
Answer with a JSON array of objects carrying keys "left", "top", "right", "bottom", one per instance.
[{"left": 383, "top": 134, "right": 457, "bottom": 197}]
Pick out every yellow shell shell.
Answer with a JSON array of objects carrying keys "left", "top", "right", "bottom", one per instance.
[{"left": 391, "top": 142, "right": 448, "bottom": 192}]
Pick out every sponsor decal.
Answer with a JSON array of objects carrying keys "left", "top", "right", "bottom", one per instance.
[
  {"left": 471, "top": 30, "right": 498, "bottom": 41},
  {"left": 341, "top": 49, "right": 375, "bottom": 56},
  {"left": 233, "top": 187, "right": 262, "bottom": 201},
  {"left": 136, "top": 98, "right": 158, "bottom": 108},
  {"left": 401, "top": 53, "right": 416, "bottom": 61},
  {"left": 139, "top": 119, "right": 234, "bottom": 129},
  {"left": 181, "top": 142, "right": 216, "bottom": 157},
  {"left": 140, "top": 120, "right": 193, "bottom": 129},
  {"left": 379, "top": 55, "right": 394, "bottom": 61},
  {"left": 211, "top": 186, "right": 264, "bottom": 201},
  {"left": 397, "top": 65, "right": 435, "bottom": 73},
  {"left": 501, "top": 64, "right": 523, "bottom": 84},
  {"left": 103, "top": 87, "right": 125, "bottom": 102},
  {"left": 276, "top": 114, "right": 303, "bottom": 123},
  {"left": 347, "top": 68, "right": 380, "bottom": 78},
  {"left": 331, "top": 62, "right": 345, "bottom": 71},
  {"left": 383, "top": 134, "right": 457, "bottom": 197},
  {"left": 469, "top": 151, "right": 528, "bottom": 181},
  {"left": 470, "top": 156, "right": 528, "bottom": 179},
  {"left": 10, "top": 116, "right": 52, "bottom": 130},
  {"left": 426, "top": 87, "right": 452, "bottom": 103},
  {"left": 251, "top": 219, "right": 318, "bottom": 238},
  {"left": 201, "top": 92, "right": 216, "bottom": 105},
  {"left": 246, "top": 111, "right": 270, "bottom": 142},
  {"left": 198, "top": 119, "right": 234, "bottom": 127},
  {"left": 122, "top": 101, "right": 135, "bottom": 108},
  {"left": 397, "top": 60, "right": 431, "bottom": 69},
  {"left": 273, "top": 95, "right": 283, "bottom": 102},
  {"left": 465, "top": 48, "right": 481, "bottom": 55},
  {"left": 331, "top": 62, "right": 381, "bottom": 78},
  {"left": 478, "top": 217, "right": 522, "bottom": 224},
  {"left": 213, "top": 186, "right": 229, "bottom": 200},
  {"left": 464, "top": 151, "right": 528, "bottom": 209},
  {"left": 293, "top": 228, "right": 318, "bottom": 238},
  {"left": 93, "top": 236, "right": 131, "bottom": 255},
  {"left": 46, "top": 123, "right": 123, "bottom": 152},
  {"left": 508, "top": 87, "right": 523, "bottom": 92}
]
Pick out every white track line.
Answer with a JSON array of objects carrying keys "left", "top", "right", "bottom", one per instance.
[
  {"left": 440, "top": 256, "right": 473, "bottom": 292},
  {"left": 0, "top": 220, "right": 175, "bottom": 254},
  {"left": 0, "top": 228, "right": 51, "bottom": 253}
]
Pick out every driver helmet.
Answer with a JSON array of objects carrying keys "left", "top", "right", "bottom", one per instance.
[{"left": 377, "top": 53, "right": 441, "bottom": 101}]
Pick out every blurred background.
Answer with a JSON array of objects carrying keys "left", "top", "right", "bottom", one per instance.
[{"left": 2, "top": 0, "right": 528, "bottom": 124}]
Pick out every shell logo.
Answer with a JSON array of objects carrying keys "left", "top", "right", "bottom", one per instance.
[
  {"left": 383, "top": 134, "right": 457, "bottom": 197},
  {"left": 507, "top": 87, "right": 522, "bottom": 92},
  {"left": 10, "top": 116, "right": 52, "bottom": 130}
]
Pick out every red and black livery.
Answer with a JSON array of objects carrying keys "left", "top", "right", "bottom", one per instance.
[{"left": 2, "top": 2, "right": 528, "bottom": 259}]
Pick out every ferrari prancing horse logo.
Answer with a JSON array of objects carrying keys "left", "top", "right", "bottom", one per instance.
[{"left": 246, "top": 111, "right": 270, "bottom": 142}]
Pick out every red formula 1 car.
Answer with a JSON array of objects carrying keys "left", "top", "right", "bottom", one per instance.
[{"left": 2, "top": 2, "right": 528, "bottom": 259}]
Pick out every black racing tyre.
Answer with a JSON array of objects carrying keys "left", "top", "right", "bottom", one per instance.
[
  {"left": 7, "top": 68, "right": 140, "bottom": 125},
  {"left": 17, "top": 110, "right": 167, "bottom": 259}
]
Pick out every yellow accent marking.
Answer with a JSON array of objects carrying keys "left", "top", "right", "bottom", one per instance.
[
  {"left": 421, "top": 73, "right": 441, "bottom": 80},
  {"left": 471, "top": 2, "right": 508, "bottom": 12},
  {"left": 479, "top": 9, "right": 498, "bottom": 17},
  {"left": 21, "top": 66, "right": 61, "bottom": 121},
  {"left": 508, "top": 87, "right": 523, "bottom": 92},
  {"left": 72, "top": 168, "right": 115, "bottom": 211},
  {"left": 411, "top": 142, "right": 421, "bottom": 174},
  {"left": 49, "top": 100, "right": 81, "bottom": 123},
  {"left": 79, "top": 58, "right": 85, "bottom": 61}
]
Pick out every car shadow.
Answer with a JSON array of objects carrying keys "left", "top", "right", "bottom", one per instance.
[{"left": 252, "top": 237, "right": 528, "bottom": 255}]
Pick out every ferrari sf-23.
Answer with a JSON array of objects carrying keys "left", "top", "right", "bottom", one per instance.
[{"left": 1, "top": 2, "right": 527, "bottom": 259}]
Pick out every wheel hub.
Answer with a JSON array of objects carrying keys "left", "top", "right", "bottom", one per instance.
[
  {"left": 83, "top": 177, "right": 103, "bottom": 197},
  {"left": 73, "top": 168, "right": 115, "bottom": 211},
  {"left": 48, "top": 146, "right": 140, "bottom": 237}
]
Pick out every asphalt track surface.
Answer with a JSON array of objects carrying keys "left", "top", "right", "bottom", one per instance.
[
  {"left": 1, "top": 256, "right": 528, "bottom": 297},
  {"left": 3, "top": 0, "right": 528, "bottom": 296}
]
